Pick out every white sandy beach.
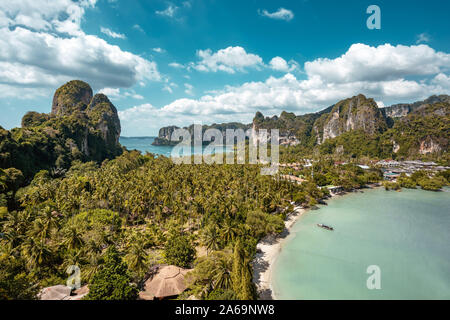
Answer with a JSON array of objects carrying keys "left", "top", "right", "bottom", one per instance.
[
  {"left": 252, "top": 188, "right": 376, "bottom": 299},
  {"left": 252, "top": 205, "right": 307, "bottom": 300},
  {"left": 252, "top": 190, "right": 350, "bottom": 300}
]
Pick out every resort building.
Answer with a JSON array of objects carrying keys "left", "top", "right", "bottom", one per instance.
[{"left": 139, "top": 265, "right": 192, "bottom": 300}]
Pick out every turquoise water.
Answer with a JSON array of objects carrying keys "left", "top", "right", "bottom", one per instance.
[
  {"left": 272, "top": 187, "right": 450, "bottom": 300},
  {"left": 120, "top": 137, "right": 174, "bottom": 156},
  {"left": 120, "top": 136, "right": 232, "bottom": 157}
]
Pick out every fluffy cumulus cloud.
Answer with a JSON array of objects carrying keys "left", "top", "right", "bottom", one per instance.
[
  {"left": 190, "top": 46, "right": 264, "bottom": 73},
  {"left": 258, "top": 8, "right": 294, "bottom": 21},
  {"left": 0, "top": 0, "right": 96, "bottom": 36},
  {"left": 269, "top": 57, "right": 298, "bottom": 72},
  {"left": 304, "top": 43, "right": 450, "bottom": 83},
  {"left": 0, "top": 0, "right": 160, "bottom": 97},
  {"left": 119, "top": 43, "right": 450, "bottom": 135}
]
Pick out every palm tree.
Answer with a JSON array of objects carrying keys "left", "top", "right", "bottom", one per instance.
[
  {"left": 62, "top": 224, "right": 84, "bottom": 252},
  {"left": 221, "top": 218, "right": 239, "bottom": 244},
  {"left": 202, "top": 225, "right": 220, "bottom": 254},
  {"left": 21, "top": 237, "right": 52, "bottom": 271},
  {"left": 125, "top": 241, "right": 148, "bottom": 278},
  {"left": 213, "top": 255, "right": 233, "bottom": 290}
]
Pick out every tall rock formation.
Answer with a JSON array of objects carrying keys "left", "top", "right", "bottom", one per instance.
[
  {"left": 0, "top": 80, "right": 123, "bottom": 180},
  {"left": 313, "top": 94, "right": 387, "bottom": 144},
  {"left": 381, "top": 95, "right": 450, "bottom": 119},
  {"left": 51, "top": 80, "right": 93, "bottom": 117}
]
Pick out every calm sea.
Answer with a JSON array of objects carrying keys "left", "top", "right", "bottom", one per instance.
[
  {"left": 120, "top": 137, "right": 173, "bottom": 157},
  {"left": 120, "top": 136, "right": 233, "bottom": 157},
  {"left": 272, "top": 187, "right": 450, "bottom": 299}
]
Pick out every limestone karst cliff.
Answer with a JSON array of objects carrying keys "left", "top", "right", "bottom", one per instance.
[
  {"left": 0, "top": 80, "right": 123, "bottom": 180},
  {"left": 312, "top": 94, "right": 387, "bottom": 144}
]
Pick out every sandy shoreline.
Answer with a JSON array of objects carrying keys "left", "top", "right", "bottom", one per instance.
[
  {"left": 252, "top": 186, "right": 378, "bottom": 300},
  {"left": 252, "top": 190, "right": 353, "bottom": 300},
  {"left": 251, "top": 205, "right": 308, "bottom": 300}
]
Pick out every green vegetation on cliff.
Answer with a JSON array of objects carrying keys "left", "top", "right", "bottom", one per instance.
[{"left": 0, "top": 80, "right": 123, "bottom": 186}]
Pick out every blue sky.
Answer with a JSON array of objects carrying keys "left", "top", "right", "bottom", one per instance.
[{"left": 1, "top": 0, "right": 449, "bottom": 135}]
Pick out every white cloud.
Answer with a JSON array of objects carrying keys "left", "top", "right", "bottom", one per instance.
[
  {"left": 119, "top": 43, "right": 450, "bottom": 135},
  {"left": 169, "top": 62, "right": 185, "bottom": 69},
  {"left": 305, "top": 43, "right": 450, "bottom": 83},
  {"left": 156, "top": 5, "right": 177, "bottom": 18},
  {"left": 99, "top": 87, "right": 144, "bottom": 100},
  {"left": 0, "top": 0, "right": 160, "bottom": 97},
  {"left": 269, "top": 57, "right": 289, "bottom": 72},
  {"left": 152, "top": 47, "right": 165, "bottom": 53},
  {"left": 163, "top": 82, "right": 178, "bottom": 94},
  {"left": 100, "top": 27, "right": 126, "bottom": 39},
  {"left": 190, "top": 46, "right": 264, "bottom": 73},
  {"left": 159, "top": 73, "right": 448, "bottom": 117},
  {"left": 416, "top": 33, "right": 430, "bottom": 44},
  {"left": 133, "top": 24, "right": 145, "bottom": 33},
  {"left": 258, "top": 8, "right": 294, "bottom": 21},
  {"left": 0, "top": 0, "right": 97, "bottom": 36},
  {"left": 99, "top": 87, "right": 121, "bottom": 98},
  {"left": 184, "top": 83, "right": 194, "bottom": 96},
  {"left": 432, "top": 73, "right": 450, "bottom": 88},
  {"left": 127, "top": 93, "right": 144, "bottom": 100},
  {"left": 269, "top": 56, "right": 298, "bottom": 72},
  {"left": 376, "top": 101, "right": 386, "bottom": 109}
]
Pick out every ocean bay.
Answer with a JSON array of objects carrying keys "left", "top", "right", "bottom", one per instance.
[{"left": 272, "top": 188, "right": 450, "bottom": 300}]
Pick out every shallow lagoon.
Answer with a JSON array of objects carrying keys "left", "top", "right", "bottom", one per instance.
[{"left": 272, "top": 187, "right": 450, "bottom": 299}]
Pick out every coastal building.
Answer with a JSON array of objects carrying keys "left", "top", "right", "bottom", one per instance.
[
  {"left": 377, "top": 160, "right": 449, "bottom": 176},
  {"left": 280, "top": 174, "right": 307, "bottom": 184},
  {"left": 327, "top": 185, "right": 345, "bottom": 195},
  {"left": 383, "top": 172, "right": 400, "bottom": 181},
  {"left": 139, "top": 265, "right": 192, "bottom": 300},
  {"left": 376, "top": 160, "right": 400, "bottom": 167},
  {"left": 38, "top": 285, "right": 89, "bottom": 300}
]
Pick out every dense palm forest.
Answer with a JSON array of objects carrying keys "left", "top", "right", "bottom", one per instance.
[{"left": 1, "top": 150, "right": 337, "bottom": 299}]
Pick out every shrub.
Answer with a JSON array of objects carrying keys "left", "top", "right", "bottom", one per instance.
[
  {"left": 84, "top": 246, "right": 138, "bottom": 300},
  {"left": 418, "top": 176, "right": 447, "bottom": 191},
  {"left": 164, "top": 235, "right": 196, "bottom": 268}
]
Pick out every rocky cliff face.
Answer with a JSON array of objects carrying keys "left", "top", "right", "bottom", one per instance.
[
  {"left": 51, "top": 81, "right": 122, "bottom": 160},
  {"left": 152, "top": 93, "right": 449, "bottom": 159},
  {"left": 382, "top": 104, "right": 411, "bottom": 118},
  {"left": 159, "top": 126, "right": 180, "bottom": 140},
  {"left": 152, "top": 123, "right": 251, "bottom": 146},
  {"left": 0, "top": 80, "right": 123, "bottom": 180},
  {"left": 51, "top": 80, "right": 93, "bottom": 117},
  {"left": 381, "top": 95, "right": 450, "bottom": 120},
  {"left": 86, "top": 93, "right": 122, "bottom": 159},
  {"left": 313, "top": 94, "right": 387, "bottom": 144},
  {"left": 419, "top": 138, "right": 442, "bottom": 155}
]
